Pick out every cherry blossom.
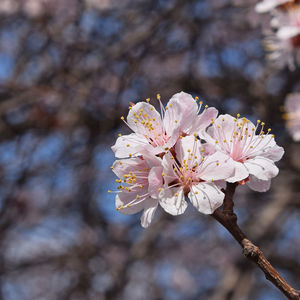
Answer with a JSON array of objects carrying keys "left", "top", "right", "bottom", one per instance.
[
  {"left": 204, "top": 114, "right": 284, "bottom": 192},
  {"left": 284, "top": 93, "right": 300, "bottom": 141},
  {"left": 111, "top": 92, "right": 217, "bottom": 158},
  {"left": 159, "top": 136, "right": 235, "bottom": 215},
  {"left": 109, "top": 155, "right": 164, "bottom": 228}
]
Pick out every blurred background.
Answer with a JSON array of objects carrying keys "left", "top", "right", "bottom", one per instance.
[{"left": 0, "top": 0, "right": 299, "bottom": 299}]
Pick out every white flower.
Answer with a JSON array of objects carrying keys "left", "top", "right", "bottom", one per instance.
[
  {"left": 255, "top": 0, "right": 292, "bottom": 13},
  {"left": 204, "top": 114, "right": 284, "bottom": 192},
  {"left": 111, "top": 92, "right": 217, "bottom": 158},
  {"left": 159, "top": 136, "right": 235, "bottom": 215}
]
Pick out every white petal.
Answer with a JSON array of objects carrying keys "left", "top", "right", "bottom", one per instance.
[
  {"left": 111, "top": 133, "right": 147, "bottom": 158},
  {"left": 159, "top": 187, "right": 188, "bottom": 216},
  {"left": 277, "top": 26, "right": 300, "bottom": 40},
  {"left": 227, "top": 161, "right": 249, "bottom": 182},
  {"left": 244, "top": 156, "right": 279, "bottom": 181},
  {"left": 198, "top": 152, "right": 235, "bottom": 181},
  {"left": 247, "top": 175, "right": 271, "bottom": 192},
  {"left": 112, "top": 156, "right": 146, "bottom": 178},
  {"left": 259, "top": 144, "right": 284, "bottom": 162},
  {"left": 115, "top": 192, "right": 147, "bottom": 215},
  {"left": 189, "top": 183, "right": 224, "bottom": 214},
  {"left": 164, "top": 92, "right": 198, "bottom": 135},
  {"left": 191, "top": 107, "right": 218, "bottom": 136},
  {"left": 127, "top": 102, "right": 163, "bottom": 136},
  {"left": 141, "top": 199, "right": 158, "bottom": 228}
]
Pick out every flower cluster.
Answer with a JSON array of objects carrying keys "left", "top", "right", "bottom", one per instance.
[
  {"left": 255, "top": 0, "right": 300, "bottom": 69},
  {"left": 284, "top": 93, "right": 300, "bottom": 141},
  {"left": 109, "top": 92, "right": 284, "bottom": 227}
]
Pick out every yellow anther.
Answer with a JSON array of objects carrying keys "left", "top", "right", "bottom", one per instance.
[
  {"left": 216, "top": 162, "right": 219, "bottom": 166},
  {"left": 121, "top": 116, "right": 124, "bottom": 120},
  {"left": 257, "top": 120, "right": 261, "bottom": 124},
  {"left": 179, "top": 135, "right": 183, "bottom": 139},
  {"left": 211, "top": 179, "right": 214, "bottom": 182},
  {"left": 195, "top": 96, "right": 199, "bottom": 101},
  {"left": 139, "top": 185, "right": 143, "bottom": 189},
  {"left": 157, "top": 94, "right": 161, "bottom": 100},
  {"left": 261, "top": 122, "right": 265, "bottom": 126},
  {"left": 158, "top": 188, "right": 162, "bottom": 192},
  {"left": 187, "top": 149, "right": 191, "bottom": 152},
  {"left": 215, "top": 140, "right": 218, "bottom": 144},
  {"left": 223, "top": 139, "right": 227, "bottom": 143},
  {"left": 169, "top": 103, "right": 173, "bottom": 107},
  {"left": 136, "top": 194, "right": 140, "bottom": 199},
  {"left": 237, "top": 113, "right": 240, "bottom": 118},
  {"left": 126, "top": 144, "right": 130, "bottom": 147},
  {"left": 110, "top": 166, "right": 114, "bottom": 170},
  {"left": 205, "top": 105, "right": 208, "bottom": 108},
  {"left": 272, "top": 134, "right": 275, "bottom": 138},
  {"left": 146, "top": 98, "right": 150, "bottom": 102},
  {"left": 195, "top": 191, "right": 199, "bottom": 194},
  {"left": 129, "top": 153, "right": 132, "bottom": 157},
  {"left": 108, "top": 190, "right": 111, "bottom": 193},
  {"left": 126, "top": 204, "right": 130, "bottom": 208},
  {"left": 164, "top": 147, "right": 169, "bottom": 151},
  {"left": 250, "top": 146, "right": 253, "bottom": 148},
  {"left": 118, "top": 133, "right": 122, "bottom": 137},
  {"left": 162, "top": 172, "right": 165, "bottom": 177},
  {"left": 174, "top": 193, "right": 179, "bottom": 197},
  {"left": 268, "top": 128, "right": 271, "bottom": 132},
  {"left": 175, "top": 120, "right": 178, "bottom": 123},
  {"left": 199, "top": 101, "right": 203, "bottom": 104}
]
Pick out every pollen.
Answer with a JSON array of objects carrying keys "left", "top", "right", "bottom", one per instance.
[
  {"left": 205, "top": 105, "right": 208, "bottom": 108},
  {"left": 136, "top": 194, "right": 140, "bottom": 199},
  {"left": 157, "top": 94, "right": 161, "bottom": 100},
  {"left": 121, "top": 116, "right": 124, "bottom": 120},
  {"left": 146, "top": 98, "right": 150, "bottom": 102},
  {"left": 118, "top": 133, "right": 122, "bottom": 137},
  {"left": 158, "top": 188, "right": 162, "bottom": 192},
  {"left": 174, "top": 193, "right": 179, "bottom": 197}
]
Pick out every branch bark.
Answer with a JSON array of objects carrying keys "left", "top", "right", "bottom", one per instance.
[{"left": 212, "top": 183, "right": 300, "bottom": 300}]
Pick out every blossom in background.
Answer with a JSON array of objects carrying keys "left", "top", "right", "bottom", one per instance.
[
  {"left": 204, "top": 114, "right": 284, "bottom": 192},
  {"left": 111, "top": 92, "right": 217, "bottom": 158},
  {"left": 255, "top": 0, "right": 293, "bottom": 13},
  {"left": 284, "top": 93, "right": 300, "bottom": 141},
  {"left": 256, "top": 0, "right": 300, "bottom": 69},
  {"left": 160, "top": 136, "right": 235, "bottom": 215}
]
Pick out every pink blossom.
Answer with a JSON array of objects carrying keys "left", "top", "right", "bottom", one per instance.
[
  {"left": 284, "top": 93, "right": 300, "bottom": 141},
  {"left": 159, "top": 136, "right": 235, "bottom": 215},
  {"left": 205, "top": 114, "right": 284, "bottom": 192},
  {"left": 111, "top": 92, "right": 217, "bottom": 158},
  {"left": 109, "top": 155, "right": 164, "bottom": 228}
]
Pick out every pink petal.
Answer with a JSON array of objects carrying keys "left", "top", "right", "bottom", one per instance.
[
  {"left": 148, "top": 166, "right": 164, "bottom": 198},
  {"left": 115, "top": 192, "right": 148, "bottom": 215},
  {"left": 188, "top": 183, "right": 224, "bottom": 214},
  {"left": 247, "top": 175, "right": 271, "bottom": 192},
  {"left": 259, "top": 144, "right": 284, "bottom": 162}
]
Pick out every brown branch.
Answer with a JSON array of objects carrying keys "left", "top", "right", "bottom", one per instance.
[{"left": 212, "top": 183, "right": 300, "bottom": 300}]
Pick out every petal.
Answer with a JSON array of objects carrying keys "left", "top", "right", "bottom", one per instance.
[
  {"left": 277, "top": 26, "right": 300, "bottom": 39},
  {"left": 198, "top": 152, "right": 235, "bottom": 181},
  {"left": 164, "top": 92, "right": 198, "bottom": 136},
  {"left": 188, "top": 183, "right": 224, "bottom": 214},
  {"left": 244, "top": 156, "right": 279, "bottom": 181},
  {"left": 112, "top": 156, "right": 147, "bottom": 178},
  {"left": 148, "top": 166, "right": 164, "bottom": 198},
  {"left": 192, "top": 107, "right": 218, "bottom": 136},
  {"left": 227, "top": 161, "right": 249, "bottom": 182},
  {"left": 159, "top": 187, "right": 188, "bottom": 216},
  {"left": 247, "top": 175, "right": 271, "bottom": 192},
  {"left": 115, "top": 191, "right": 148, "bottom": 215},
  {"left": 127, "top": 102, "right": 163, "bottom": 137},
  {"left": 111, "top": 133, "right": 147, "bottom": 158},
  {"left": 258, "top": 144, "right": 284, "bottom": 162},
  {"left": 141, "top": 198, "right": 158, "bottom": 228}
]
